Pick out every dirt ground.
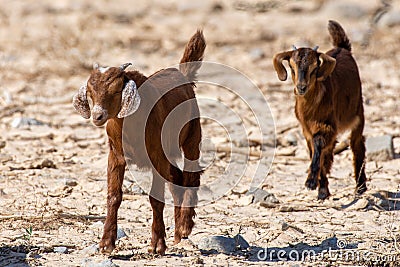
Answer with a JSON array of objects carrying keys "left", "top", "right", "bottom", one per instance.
[{"left": 0, "top": 0, "right": 400, "bottom": 266}]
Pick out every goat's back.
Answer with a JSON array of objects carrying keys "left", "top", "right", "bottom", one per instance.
[
  {"left": 123, "top": 68, "right": 200, "bottom": 170},
  {"left": 325, "top": 48, "right": 363, "bottom": 132}
]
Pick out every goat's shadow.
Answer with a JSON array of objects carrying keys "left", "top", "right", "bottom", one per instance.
[
  {"left": 340, "top": 190, "right": 400, "bottom": 211},
  {"left": 0, "top": 245, "right": 30, "bottom": 267}
]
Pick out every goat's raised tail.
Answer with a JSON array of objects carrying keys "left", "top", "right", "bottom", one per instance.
[
  {"left": 179, "top": 29, "right": 206, "bottom": 81},
  {"left": 328, "top": 20, "right": 352, "bottom": 52}
]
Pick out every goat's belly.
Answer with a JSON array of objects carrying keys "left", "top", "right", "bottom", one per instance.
[{"left": 337, "top": 115, "right": 361, "bottom": 133}]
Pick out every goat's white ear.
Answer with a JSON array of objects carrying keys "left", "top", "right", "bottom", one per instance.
[
  {"left": 117, "top": 80, "right": 141, "bottom": 118},
  {"left": 72, "top": 85, "right": 91, "bottom": 119}
]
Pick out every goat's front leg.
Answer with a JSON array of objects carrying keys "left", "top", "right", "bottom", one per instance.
[
  {"left": 305, "top": 134, "right": 324, "bottom": 190},
  {"left": 148, "top": 170, "right": 167, "bottom": 255},
  {"left": 100, "top": 142, "right": 126, "bottom": 254}
]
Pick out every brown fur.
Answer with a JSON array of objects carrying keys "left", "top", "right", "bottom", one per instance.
[
  {"left": 272, "top": 20, "right": 366, "bottom": 200},
  {"left": 83, "top": 30, "right": 206, "bottom": 255}
]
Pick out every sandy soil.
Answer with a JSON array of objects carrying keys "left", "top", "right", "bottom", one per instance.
[{"left": 0, "top": 0, "right": 399, "bottom": 266}]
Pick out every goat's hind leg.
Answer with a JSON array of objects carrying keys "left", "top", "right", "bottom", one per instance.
[
  {"left": 179, "top": 123, "right": 201, "bottom": 239},
  {"left": 350, "top": 119, "right": 367, "bottom": 195},
  {"left": 148, "top": 170, "right": 167, "bottom": 255},
  {"left": 169, "top": 164, "right": 184, "bottom": 244}
]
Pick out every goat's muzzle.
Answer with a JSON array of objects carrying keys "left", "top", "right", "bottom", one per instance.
[
  {"left": 295, "top": 84, "right": 307, "bottom": 96},
  {"left": 92, "top": 105, "right": 108, "bottom": 127}
]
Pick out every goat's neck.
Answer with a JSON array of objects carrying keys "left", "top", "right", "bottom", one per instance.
[
  {"left": 106, "top": 118, "right": 124, "bottom": 153},
  {"left": 297, "top": 82, "right": 325, "bottom": 105},
  {"left": 125, "top": 70, "right": 148, "bottom": 88}
]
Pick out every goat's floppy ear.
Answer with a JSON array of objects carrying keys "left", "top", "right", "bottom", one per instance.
[
  {"left": 72, "top": 85, "right": 91, "bottom": 119},
  {"left": 272, "top": 51, "right": 293, "bottom": 81},
  {"left": 317, "top": 53, "right": 336, "bottom": 81},
  {"left": 117, "top": 80, "right": 141, "bottom": 118}
]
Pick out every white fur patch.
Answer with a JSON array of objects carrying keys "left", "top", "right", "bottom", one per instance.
[
  {"left": 99, "top": 67, "right": 110, "bottom": 73},
  {"left": 92, "top": 104, "right": 107, "bottom": 114}
]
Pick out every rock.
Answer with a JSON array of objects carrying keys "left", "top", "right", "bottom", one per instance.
[
  {"left": 197, "top": 234, "right": 249, "bottom": 253},
  {"left": 11, "top": 117, "right": 45, "bottom": 128},
  {"left": 366, "top": 135, "right": 394, "bottom": 161},
  {"left": 40, "top": 159, "right": 56, "bottom": 169},
  {"left": 236, "top": 195, "right": 254, "bottom": 206},
  {"left": 82, "top": 259, "right": 118, "bottom": 267},
  {"left": 81, "top": 244, "right": 99, "bottom": 255},
  {"left": 0, "top": 140, "right": 6, "bottom": 149},
  {"left": 378, "top": 10, "right": 400, "bottom": 28},
  {"left": 348, "top": 198, "right": 369, "bottom": 211},
  {"left": 117, "top": 228, "right": 127, "bottom": 240},
  {"left": 65, "top": 179, "right": 78, "bottom": 187},
  {"left": 247, "top": 187, "right": 279, "bottom": 205},
  {"left": 53, "top": 246, "right": 68, "bottom": 254},
  {"left": 285, "top": 132, "right": 297, "bottom": 146}
]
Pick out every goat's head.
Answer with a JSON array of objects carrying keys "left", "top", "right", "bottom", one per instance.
[
  {"left": 273, "top": 46, "right": 336, "bottom": 96},
  {"left": 73, "top": 63, "right": 141, "bottom": 126}
]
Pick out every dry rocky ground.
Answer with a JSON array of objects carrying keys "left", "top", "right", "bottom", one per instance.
[{"left": 0, "top": 0, "right": 399, "bottom": 266}]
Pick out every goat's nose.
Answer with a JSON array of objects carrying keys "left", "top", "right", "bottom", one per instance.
[
  {"left": 93, "top": 113, "right": 104, "bottom": 121},
  {"left": 296, "top": 85, "right": 307, "bottom": 94}
]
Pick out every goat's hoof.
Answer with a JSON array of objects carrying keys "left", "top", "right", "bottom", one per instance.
[
  {"left": 99, "top": 240, "right": 115, "bottom": 255},
  {"left": 318, "top": 187, "right": 331, "bottom": 200},
  {"left": 305, "top": 178, "right": 318, "bottom": 190},
  {"left": 355, "top": 184, "right": 367, "bottom": 195},
  {"left": 148, "top": 239, "right": 166, "bottom": 255}
]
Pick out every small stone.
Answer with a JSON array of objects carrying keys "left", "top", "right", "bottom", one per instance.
[
  {"left": 348, "top": 198, "right": 369, "bottom": 211},
  {"left": 82, "top": 259, "right": 118, "bottom": 267},
  {"left": 366, "top": 135, "right": 394, "bottom": 161},
  {"left": 11, "top": 117, "right": 45, "bottom": 128},
  {"left": 117, "top": 228, "right": 127, "bottom": 240},
  {"left": 285, "top": 132, "right": 297, "bottom": 146},
  {"left": 236, "top": 195, "right": 254, "bottom": 206},
  {"left": 41, "top": 159, "right": 56, "bottom": 169},
  {"left": 0, "top": 141, "right": 6, "bottom": 149},
  {"left": 247, "top": 187, "right": 279, "bottom": 204},
  {"left": 81, "top": 244, "right": 99, "bottom": 255},
  {"left": 65, "top": 179, "right": 78, "bottom": 187},
  {"left": 379, "top": 10, "right": 400, "bottom": 28},
  {"left": 53, "top": 246, "right": 68, "bottom": 254},
  {"left": 197, "top": 234, "right": 249, "bottom": 253}
]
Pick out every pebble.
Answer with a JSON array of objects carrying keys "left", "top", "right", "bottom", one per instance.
[
  {"left": 378, "top": 9, "right": 400, "bottom": 28},
  {"left": 236, "top": 195, "right": 254, "bottom": 206},
  {"left": 117, "top": 227, "right": 127, "bottom": 240},
  {"left": 197, "top": 234, "right": 249, "bottom": 253},
  {"left": 11, "top": 117, "right": 45, "bottom": 128},
  {"left": 81, "top": 244, "right": 99, "bottom": 255},
  {"left": 81, "top": 259, "right": 117, "bottom": 267},
  {"left": 247, "top": 187, "right": 279, "bottom": 205},
  {"left": 366, "top": 135, "right": 394, "bottom": 161},
  {"left": 53, "top": 246, "right": 68, "bottom": 254},
  {"left": 65, "top": 179, "right": 78, "bottom": 187},
  {"left": 285, "top": 132, "right": 298, "bottom": 146}
]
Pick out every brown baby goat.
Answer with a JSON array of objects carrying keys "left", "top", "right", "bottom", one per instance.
[
  {"left": 273, "top": 20, "right": 367, "bottom": 200},
  {"left": 73, "top": 30, "right": 206, "bottom": 254}
]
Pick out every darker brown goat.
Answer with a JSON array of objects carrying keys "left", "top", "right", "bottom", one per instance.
[
  {"left": 273, "top": 20, "right": 367, "bottom": 200},
  {"left": 73, "top": 30, "right": 206, "bottom": 254}
]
